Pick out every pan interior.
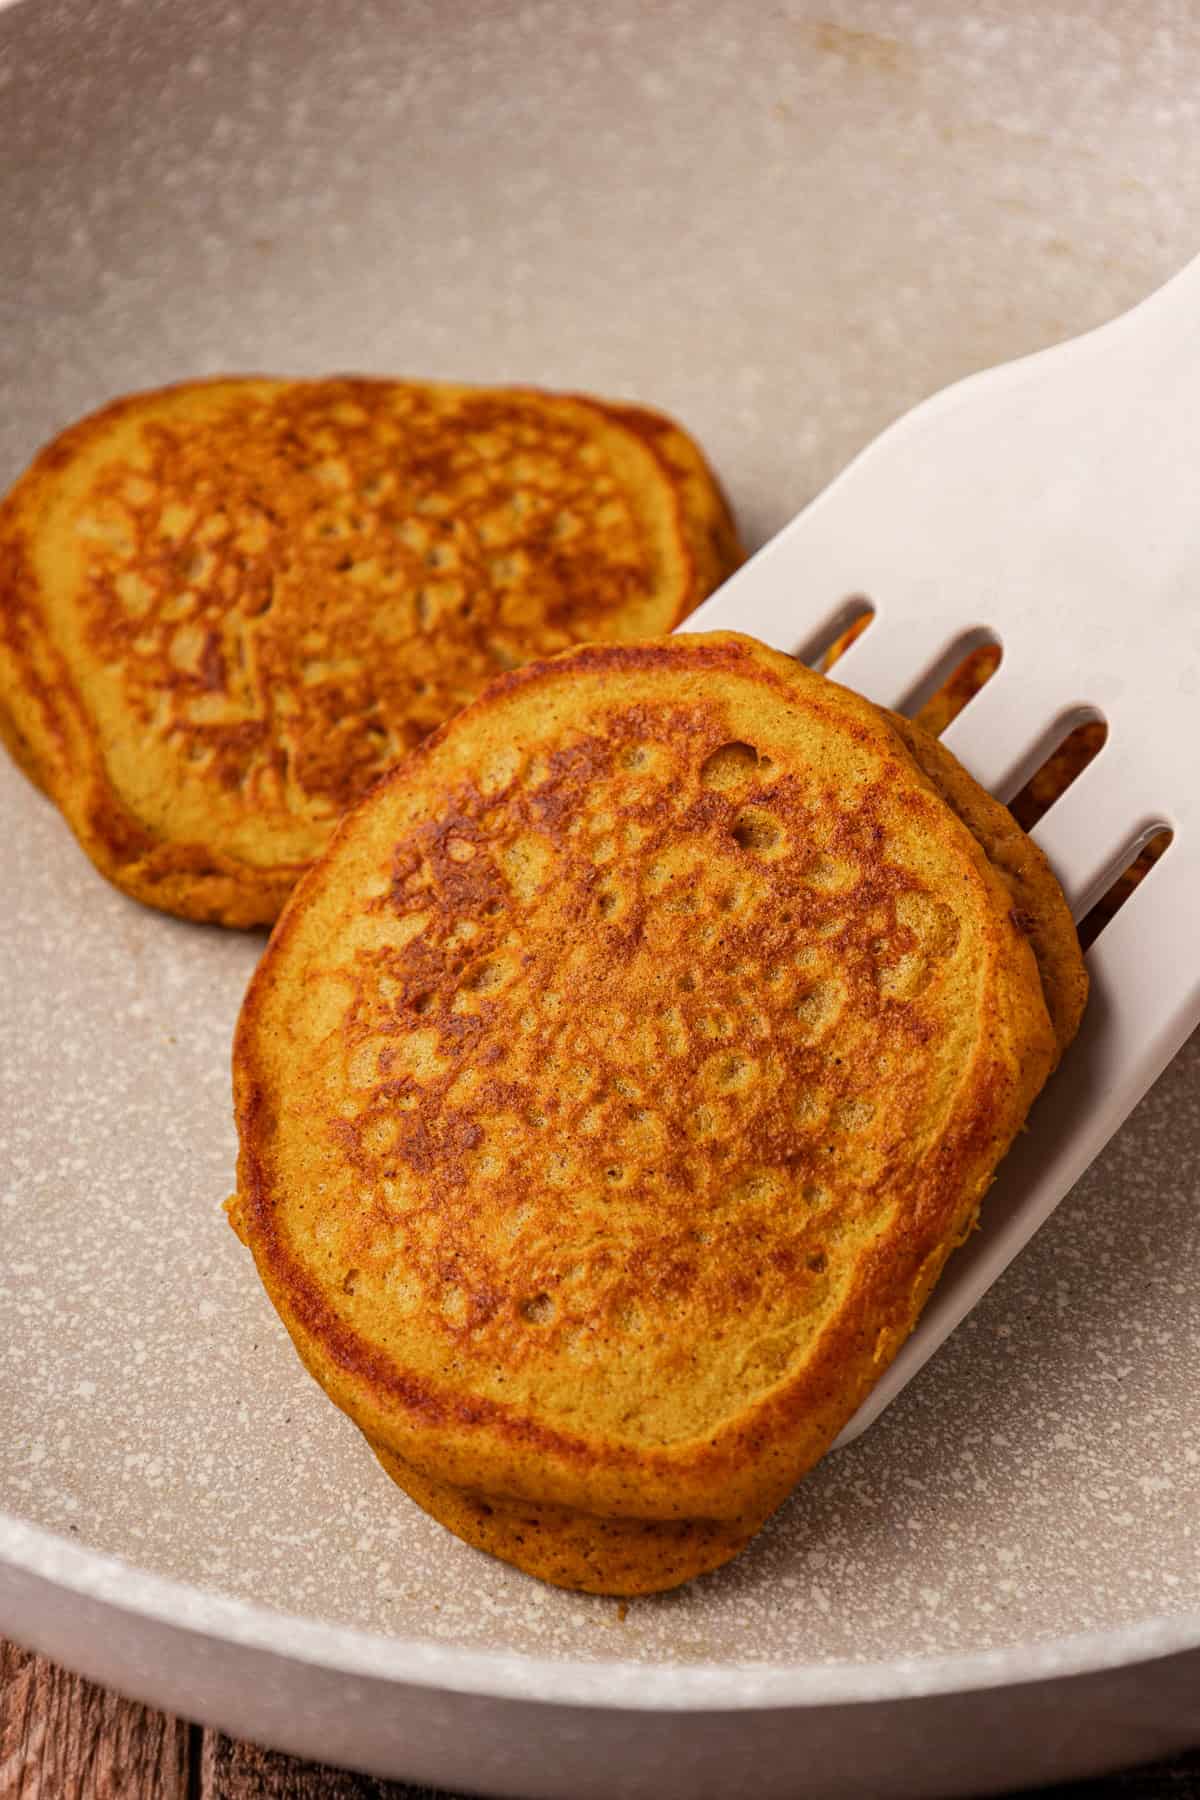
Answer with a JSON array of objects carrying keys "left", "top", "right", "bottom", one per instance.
[{"left": 2, "top": 0, "right": 1199, "bottom": 1672}]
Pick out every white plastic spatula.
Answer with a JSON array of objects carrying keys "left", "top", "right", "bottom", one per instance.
[{"left": 685, "top": 252, "right": 1200, "bottom": 1445}]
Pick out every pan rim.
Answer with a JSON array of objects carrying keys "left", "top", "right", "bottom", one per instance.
[{"left": 3, "top": 1509, "right": 1198, "bottom": 1713}]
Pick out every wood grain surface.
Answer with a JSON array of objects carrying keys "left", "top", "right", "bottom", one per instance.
[
  {"left": 0, "top": 1641, "right": 188, "bottom": 1799},
  {"left": 1, "top": 1637, "right": 1197, "bottom": 1798}
]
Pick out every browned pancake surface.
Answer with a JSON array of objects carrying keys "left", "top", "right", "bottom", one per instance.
[
  {"left": 231, "top": 632, "right": 1067, "bottom": 1543},
  {"left": 0, "top": 378, "right": 741, "bottom": 924}
]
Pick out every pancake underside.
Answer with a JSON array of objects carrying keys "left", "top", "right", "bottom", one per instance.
[{"left": 369, "top": 1439, "right": 759, "bottom": 1596}]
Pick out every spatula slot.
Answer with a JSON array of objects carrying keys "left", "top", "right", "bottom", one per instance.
[
  {"left": 1029, "top": 739, "right": 1170, "bottom": 921},
  {"left": 1078, "top": 828, "right": 1174, "bottom": 951},
  {"left": 900, "top": 637, "right": 1003, "bottom": 734},
  {"left": 812, "top": 608, "right": 1004, "bottom": 719},
  {"left": 973, "top": 700, "right": 1109, "bottom": 811},
  {"left": 890, "top": 627, "right": 1003, "bottom": 722},
  {"left": 796, "top": 596, "right": 874, "bottom": 671},
  {"left": 1009, "top": 718, "right": 1108, "bottom": 834}
]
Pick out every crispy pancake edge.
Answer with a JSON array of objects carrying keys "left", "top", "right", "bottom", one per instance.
[
  {"left": 886, "top": 711, "right": 1088, "bottom": 1058},
  {"left": 597, "top": 399, "right": 744, "bottom": 601}
]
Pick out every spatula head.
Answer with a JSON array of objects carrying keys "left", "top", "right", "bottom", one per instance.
[{"left": 685, "top": 268, "right": 1200, "bottom": 1439}]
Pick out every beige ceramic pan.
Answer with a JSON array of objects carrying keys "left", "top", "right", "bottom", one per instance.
[{"left": 1, "top": 2, "right": 1199, "bottom": 1793}]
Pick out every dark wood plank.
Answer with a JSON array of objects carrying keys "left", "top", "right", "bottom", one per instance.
[
  {"left": 0, "top": 1638, "right": 190, "bottom": 1799},
  {"left": 1, "top": 1634, "right": 1196, "bottom": 1799},
  {"left": 198, "top": 1728, "right": 1200, "bottom": 1798},
  {"left": 199, "top": 1730, "right": 444, "bottom": 1798},
  {"left": 1034, "top": 1748, "right": 1200, "bottom": 1796}
]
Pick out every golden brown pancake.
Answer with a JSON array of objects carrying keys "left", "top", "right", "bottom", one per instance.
[
  {"left": 0, "top": 377, "right": 742, "bottom": 926},
  {"left": 229, "top": 631, "right": 1083, "bottom": 1591},
  {"left": 366, "top": 698, "right": 1088, "bottom": 1595}
]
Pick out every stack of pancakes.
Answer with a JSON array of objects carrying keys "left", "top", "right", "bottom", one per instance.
[
  {"left": 0, "top": 380, "right": 1087, "bottom": 1593},
  {"left": 229, "top": 632, "right": 1084, "bottom": 1593}
]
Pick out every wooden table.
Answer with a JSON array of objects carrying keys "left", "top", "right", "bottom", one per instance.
[{"left": 2, "top": 1637, "right": 1198, "bottom": 1798}]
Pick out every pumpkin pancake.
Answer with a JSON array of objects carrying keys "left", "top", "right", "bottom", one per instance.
[
  {"left": 0, "top": 377, "right": 741, "bottom": 926},
  {"left": 229, "top": 631, "right": 1082, "bottom": 1590}
]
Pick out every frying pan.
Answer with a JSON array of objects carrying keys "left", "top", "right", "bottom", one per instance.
[{"left": 1, "top": 3, "right": 1198, "bottom": 1793}]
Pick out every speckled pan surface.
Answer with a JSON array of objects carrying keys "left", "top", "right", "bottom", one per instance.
[{"left": 2, "top": 0, "right": 1199, "bottom": 1784}]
